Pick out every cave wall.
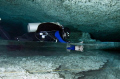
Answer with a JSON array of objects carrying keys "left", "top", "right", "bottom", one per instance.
[{"left": 0, "top": 0, "right": 120, "bottom": 41}]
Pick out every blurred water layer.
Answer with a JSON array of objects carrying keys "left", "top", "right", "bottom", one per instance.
[{"left": 0, "top": 40, "right": 120, "bottom": 51}]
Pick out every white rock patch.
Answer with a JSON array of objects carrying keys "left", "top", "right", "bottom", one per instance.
[{"left": 0, "top": 52, "right": 107, "bottom": 79}]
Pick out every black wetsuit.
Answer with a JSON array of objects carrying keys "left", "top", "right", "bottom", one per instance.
[
  {"left": 0, "top": 23, "right": 66, "bottom": 50},
  {"left": 0, "top": 23, "right": 64, "bottom": 42},
  {"left": 36, "top": 23, "right": 63, "bottom": 38}
]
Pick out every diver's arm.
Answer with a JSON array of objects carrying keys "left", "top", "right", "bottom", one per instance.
[{"left": 55, "top": 31, "right": 67, "bottom": 43}]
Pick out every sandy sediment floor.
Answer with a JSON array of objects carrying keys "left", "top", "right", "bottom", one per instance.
[
  {"left": 0, "top": 45, "right": 106, "bottom": 79},
  {"left": 0, "top": 45, "right": 119, "bottom": 79}
]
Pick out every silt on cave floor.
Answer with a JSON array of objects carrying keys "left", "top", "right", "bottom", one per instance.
[{"left": 0, "top": 42, "right": 120, "bottom": 79}]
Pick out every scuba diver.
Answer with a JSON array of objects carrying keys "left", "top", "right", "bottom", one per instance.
[
  {"left": 15, "top": 22, "right": 70, "bottom": 43},
  {"left": 0, "top": 19, "right": 84, "bottom": 52},
  {"left": 0, "top": 22, "right": 70, "bottom": 43},
  {"left": 0, "top": 21, "right": 71, "bottom": 50}
]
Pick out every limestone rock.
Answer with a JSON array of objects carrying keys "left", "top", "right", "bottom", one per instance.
[{"left": 0, "top": 0, "right": 119, "bottom": 41}]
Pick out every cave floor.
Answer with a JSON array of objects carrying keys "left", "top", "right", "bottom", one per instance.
[{"left": 0, "top": 41, "right": 120, "bottom": 79}]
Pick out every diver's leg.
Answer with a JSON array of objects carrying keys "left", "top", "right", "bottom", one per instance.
[{"left": 0, "top": 26, "right": 11, "bottom": 40}]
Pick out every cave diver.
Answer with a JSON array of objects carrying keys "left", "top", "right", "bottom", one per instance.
[
  {"left": 0, "top": 21, "right": 70, "bottom": 43},
  {"left": 0, "top": 19, "right": 83, "bottom": 51},
  {"left": 15, "top": 22, "right": 70, "bottom": 43}
]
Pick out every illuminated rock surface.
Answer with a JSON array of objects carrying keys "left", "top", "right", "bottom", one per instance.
[
  {"left": 0, "top": 45, "right": 120, "bottom": 79},
  {"left": 0, "top": 0, "right": 120, "bottom": 41},
  {"left": 0, "top": 48, "right": 107, "bottom": 79}
]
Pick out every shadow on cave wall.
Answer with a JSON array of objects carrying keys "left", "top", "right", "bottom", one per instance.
[
  {"left": 75, "top": 23, "right": 120, "bottom": 42},
  {"left": 90, "top": 32, "right": 120, "bottom": 42},
  {"left": 0, "top": 19, "right": 25, "bottom": 39}
]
